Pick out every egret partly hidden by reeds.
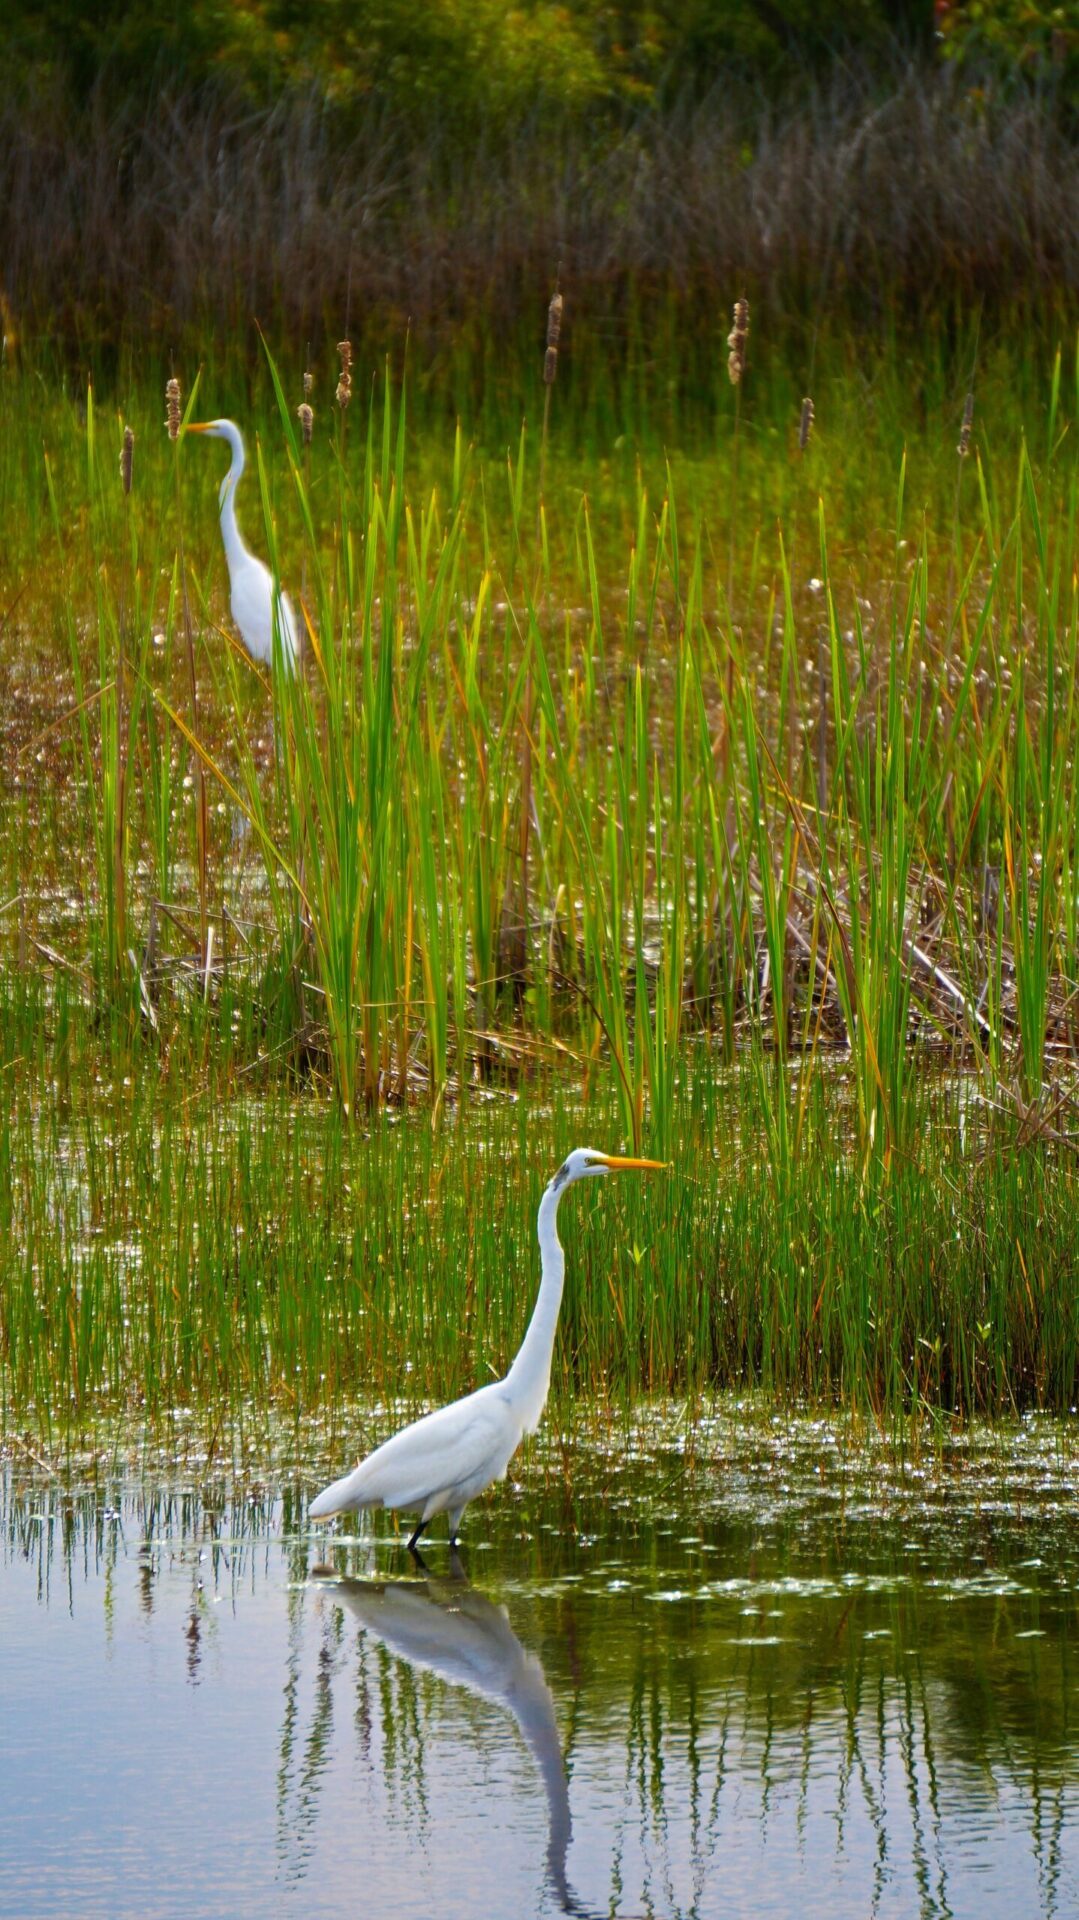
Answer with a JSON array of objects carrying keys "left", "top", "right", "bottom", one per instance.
[{"left": 187, "top": 417, "right": 298, "bottom": 671}]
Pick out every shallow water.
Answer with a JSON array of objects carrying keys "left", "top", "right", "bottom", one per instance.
[{"left": 2, "top": 1407, "right": 1079, "bottom": 1919}]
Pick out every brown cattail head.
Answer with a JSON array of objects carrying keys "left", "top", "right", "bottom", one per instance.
[
  {"left": 336, "top": 338, "right": 353, "bottom": 410},
  {"left": 165, "top": 376, "right": 182, "bottom": 441},
  {"left": 544, "top": 289, "right": 563, "bottom": 386},
  {"left": 0, "top": 286, "right": 16, "bottom": 365},
  {"left": 957, "top": 392, "right": 974, "bottom": 458},
  {"left": 799, "top": 396, "right": 815, "bottom": 452},
  {"left": 727, "top": 298, "right": 749, "bottom": 386},
  {"left": 120, "top": 425, "right": 135, "bottom": 494},
  {"left": 547, "top": 291, "right": 563, "bottom": 351},
  {"left": 298, "top": 402, "right": 314, "bottom": 445}
]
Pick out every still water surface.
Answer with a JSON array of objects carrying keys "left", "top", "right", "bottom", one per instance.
[{"left": 2, "top": 1406, "right": 1077, "bottom": 1919}]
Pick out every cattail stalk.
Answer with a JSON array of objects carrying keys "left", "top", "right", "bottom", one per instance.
[
  {"left": 167, "top": 373, "right": 209, "bottom": 964},
  {"left": 793, "top": 395, "right": 820, "bottom": 813},
  {"left": 949, "top": 303, "right": 982, "bottom": 639},
  {"left": 726, "top": 295, "right": 749, "bottom": 622},
  {"left": 505, "top": 278, "right": 563, "bottom": 998},
  {"left": 336, "top": 339, "right": 352, "bottom": 412},
  {"left": 335, "top": 337, "right": 352, "bottom": 497},
  {"left": 297, "top": 368, "right": 314, "bottom": 649},
  {"left": 115, "top": 424, "right": 136, "bottom": 967},
  {"left": 539, "top": 282, "right": 562, "bottom": 505},
  {"left": 949, "top": 389, "right": 975, "bottom": 638},
  {"left": 291, "top": 366, "right": 314, "bottom": 1030},
  {"left": 956, "top": 392, "right": 973, "bottom": 459}
]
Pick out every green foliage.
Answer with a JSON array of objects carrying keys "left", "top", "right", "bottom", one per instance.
[
  {"left": 6, "top": 0, "right": 934, "bottom": 116},
  {"left": 642, "top": 0, "right": 929, "bottom": 94},
  {"left": 940, "top": 2, "right": 1079, "bottom": 101},
  {"left": 6, "top": 0, "right": 613, "bottom": 115}
]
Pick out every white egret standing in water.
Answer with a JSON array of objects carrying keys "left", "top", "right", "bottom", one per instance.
[
  {"left": 310, "top": 1149, "right": 665, "bottom": 1546},
  {"left": 187, "top": 419, "right": 298, "bottom": 670}
]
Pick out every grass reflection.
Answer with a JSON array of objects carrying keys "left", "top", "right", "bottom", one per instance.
[{"left": 2, "top": 1409, "right": 1078, "bottom": 1917}]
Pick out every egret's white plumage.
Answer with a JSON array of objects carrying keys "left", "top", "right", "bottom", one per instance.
[
  {"left": 310, "top": 1147, "right": 665, "bottom": 1545},
  {"left": 188, "top": 418, "right": 297, "bottom": 671}
]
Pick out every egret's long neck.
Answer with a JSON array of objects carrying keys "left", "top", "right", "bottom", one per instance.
[
  {"left": 505, "top": 1180, "right": 566, "bottom": 1433},
  {"left": 219, "top": 448, "right": 250, "bottom": 580}
]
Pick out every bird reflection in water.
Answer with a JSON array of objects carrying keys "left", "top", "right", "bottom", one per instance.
[{"left": 314, "top": 1559, "right": 620, "bottom": 1919}]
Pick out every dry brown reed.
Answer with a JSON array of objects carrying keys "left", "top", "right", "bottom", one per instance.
[
  {"left": 119, "top": 424, "right": 134, "bottom": 493},
  {"left": 2, "top": 65, "right": 1074, "bottom": 362},
  {"left": 799, "top": 395, "right": 815, "bottom": 451}
]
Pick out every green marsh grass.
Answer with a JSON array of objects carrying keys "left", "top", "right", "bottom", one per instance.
[
  {"left": 4, "top": 334, "right": 1079, "bottom": 1425},
  {"left": 3, "top": 998, "right": 1079, "bottom": 1431}
]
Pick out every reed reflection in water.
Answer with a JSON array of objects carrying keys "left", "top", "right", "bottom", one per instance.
[
  {"left": 290, "top": 1545, "right": 1078, "bottom": 1920},
  {"left": 2, "top": 1412, "right": 1079, "bottom": 1919},
  {"left": 313, "top": 1563, "right": 592, "bottom": 1912}
]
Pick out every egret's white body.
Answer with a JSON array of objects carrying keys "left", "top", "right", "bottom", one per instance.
[
  {"left": 310, "top": 1148, "right": 664, "bottom": 1545},
  {"left": 188, "top": 418, "right": 297, "bottom": 671}
]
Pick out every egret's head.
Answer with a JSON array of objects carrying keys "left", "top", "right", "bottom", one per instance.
[
  {"left": 551, "top": 1148, "right": 666, "bottom": 1192},
  {"left": 187, "top": 419, "right": 246, "bottom": 505},
  {"left": 187, "top": 419, "right": 236, "bottom": 442}
]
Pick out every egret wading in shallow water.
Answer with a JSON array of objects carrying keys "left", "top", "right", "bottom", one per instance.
[
  {"left": 187, "top": 419, "right": 298, "bottom": 671},
  {"left": 310, "top": 1149, "right": 666, "bottom": 1548}
]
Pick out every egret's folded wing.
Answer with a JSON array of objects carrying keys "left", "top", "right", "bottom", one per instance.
[
  {"left": 359, "top": 1389, "right": 514, "bottom": 1507},
  {"left": 311, "top": 1384, "right": 514, "bottom": 1517}
]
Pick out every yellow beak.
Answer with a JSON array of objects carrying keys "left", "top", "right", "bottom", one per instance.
[
  {"left": 186, "top": 422, "right": 212, "bottom": 433},
  {"left": 595, "top": 1154, "right": 667, "bottom": 1171}
]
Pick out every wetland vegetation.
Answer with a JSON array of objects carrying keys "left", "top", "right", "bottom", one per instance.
[
  {"left": 4, "top": 15, "right": 1079, "bottom": 1917},
  {"left": 3, "top": 4, "right": 1079, "bottom": 1445},
  {"left": 3, "top": 320, "right": 1079, "bottom": 1431}
]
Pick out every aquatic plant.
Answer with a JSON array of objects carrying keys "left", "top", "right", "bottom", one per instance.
[{"left": 3, "top": 327, "right": 1079, "bottom": 1423}]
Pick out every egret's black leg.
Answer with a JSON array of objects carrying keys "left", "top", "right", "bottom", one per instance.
[{"left": 407, "top": 1519, "right": 428, "bottom": 1554}]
